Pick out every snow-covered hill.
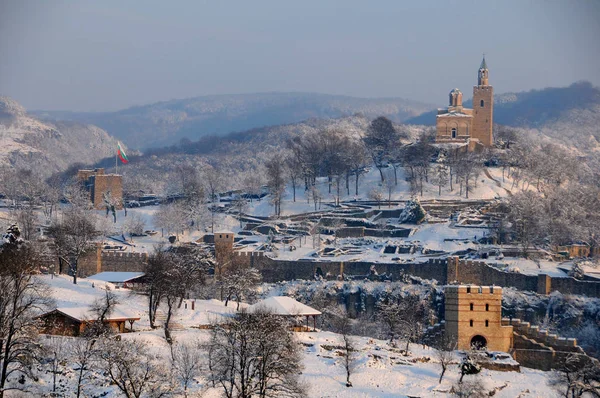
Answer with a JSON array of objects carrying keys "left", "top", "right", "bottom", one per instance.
[{"left": 0, "top": 96, "right": 118, "bottom": 176}]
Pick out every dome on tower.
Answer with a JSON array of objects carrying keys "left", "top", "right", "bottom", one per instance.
[{"left": 449, "top": 88, "right": 463, "bottom": 107}]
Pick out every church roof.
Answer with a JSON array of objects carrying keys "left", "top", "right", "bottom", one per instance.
[
  {"left": 480, "top": 56, "right": 488, "bottom": 70},
  {"left": 437, "top": 111, "right": 472, "bottom": 118}
]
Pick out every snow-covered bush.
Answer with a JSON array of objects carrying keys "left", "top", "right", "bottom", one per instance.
[{"left": 398, "top": 199, "right": 426, "bottom": 224}]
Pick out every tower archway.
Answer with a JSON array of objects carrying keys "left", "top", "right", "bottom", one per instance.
[{"left": 470, "top": 335, "right": 487, "bottom": 350}]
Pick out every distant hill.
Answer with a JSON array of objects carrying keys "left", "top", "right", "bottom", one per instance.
[
  {"left": 0, "top": 96, "right": 118, "bottom": 176},
  {"left": 32, "top": 92, "right": 434, "bottom": 149},
  {"left": 405, "top": 81, "right": 600, "bottom": 148}
]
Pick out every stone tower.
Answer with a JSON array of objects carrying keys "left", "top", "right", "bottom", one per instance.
[
  {"left": 444, "top": 285, "right": 513, "bottom": 352},
  {"left": 471, "top": 56, "right": 494, "bottom": 147},
  {"left": 214, "top": 232, "right": 235, "bottom": 267}
]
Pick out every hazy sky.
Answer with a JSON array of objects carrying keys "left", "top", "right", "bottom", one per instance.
[{"left": 1, "top": 0, "right": 599, "bottom": 112}]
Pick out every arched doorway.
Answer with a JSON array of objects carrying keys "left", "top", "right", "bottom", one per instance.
[{"left": 470, "top": 335, "right": 487, "bottom": 350}]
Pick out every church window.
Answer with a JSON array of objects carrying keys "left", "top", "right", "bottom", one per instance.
[
  {"left": 485, "top": 304, "right": 489, "bottom": 311},
  {"left": 467, "top": 286, "right": 471, "bottom": 293},
  {"left": 470, "top": 303, "right": 474, "bottom": 311},
  {"left": 470, "top": 320, "right": 474, "bottom": 327},
  {"left": 451, "top": 127, "right": 457, "bottom": 138},
  {"left": 485, "top": 320, "right": 489, "bottom": 327},
  {"left": 480, "top": 99, "right": 484, "bottom": 107}
]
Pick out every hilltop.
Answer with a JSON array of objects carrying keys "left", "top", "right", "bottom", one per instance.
[
  {"left": 406, "top": 81, "right": 600, "bottom": 149},
  {"left": 0, "top": 96, "right": 118, "bottom": 177}
]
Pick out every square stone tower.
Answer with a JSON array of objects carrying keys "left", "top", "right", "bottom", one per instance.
[
  {"left": 77, "top": 168, "right": 123, "bottom": 210},
  {"left": 214, "top": 232, "right": 235, "bottom": 266},
  {"left": 445, "top": 285, "right": 513, "bottom": 352}
]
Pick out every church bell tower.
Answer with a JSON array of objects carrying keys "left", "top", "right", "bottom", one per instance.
[{"left": 472, "top": 56, "right": 493, "bottom": 147}]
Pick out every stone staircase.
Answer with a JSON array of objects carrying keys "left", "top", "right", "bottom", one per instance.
[{"left": 154, "top": 309, "right": 184, "bottom": 331}]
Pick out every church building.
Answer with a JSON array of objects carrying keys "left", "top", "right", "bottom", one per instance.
[{"left": 435, "top": 57, "right": 494, "bottom": 150}]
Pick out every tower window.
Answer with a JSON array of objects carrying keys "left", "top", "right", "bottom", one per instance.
[
  {"left": 480, "top": 100, "right": 484, "bottom": 107},
  {"left": 467, "top": 286, "right": 471, "bottom": 294},
  {"left": 451, "top": 128, "right": 457, "bottom": 138},
  {"left": 470, "top": 303, "right": 474, "bottom": 311},
  {"left": 485, "top": 320, "right": 489, "bottom": 327},
  {"left": 470, "top": 320, "right": 474, "bottom": 327},
  {"left": 485, "top": 304, "right": 489, "bottom": 311}
]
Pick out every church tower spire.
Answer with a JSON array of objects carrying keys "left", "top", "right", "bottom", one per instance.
[
  {"left": 472, "top": 55, "right": 493, "bottom": 146},
  {"left": 478, "top": 54, "right": 489, "bottom": 86}
]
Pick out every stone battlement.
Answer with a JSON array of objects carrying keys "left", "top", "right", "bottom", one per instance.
[
  {"left": 101, "top": 251, "right": 148, "bottom": 260},
  {"left": 445, "top": 285, "right": 503, "bottom": 295},
  {"left": 235, "top": 251, "right": 265, "bottom": 258},
  {"left": 502, "top": 318, "right": 581, "bottom": 351}
]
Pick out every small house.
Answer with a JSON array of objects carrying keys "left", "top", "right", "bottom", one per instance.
[
  {"left": 39, "top": 307, "right": 140, "bottom": 336},
  {"left": 248, "top": 296, "right": 321, "bottom": 332}
]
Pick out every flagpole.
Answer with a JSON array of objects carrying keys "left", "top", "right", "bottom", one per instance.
[{"left": 115, "top": 144, "right": 118, "bottom": 175}]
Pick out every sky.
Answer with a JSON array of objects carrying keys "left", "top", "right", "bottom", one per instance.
[{"left": 1, "top": 0, "right": 599, "bottom": 112}]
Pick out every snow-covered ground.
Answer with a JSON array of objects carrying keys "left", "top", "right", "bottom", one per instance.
[
  {"left": 34, "top": 275, "right": 561, "bottom": 398},
  {"left": 247, "top": 165, "right": 516, "bottom": 218}
]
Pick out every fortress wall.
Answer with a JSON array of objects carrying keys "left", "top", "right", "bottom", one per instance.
[
  {"left": 440, "top": 257, "right": 600, "bottom": 298},
  {"left": 76, "top": 247, "right": 148, "bottom": 277}
]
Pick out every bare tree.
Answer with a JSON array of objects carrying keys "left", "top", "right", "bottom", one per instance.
[
  {"left": 85, "top": 285, "right": 119, "bottom": 337},
  {"left": 171, "top": 341, "right": 203, "bottom": 398},
  {"left": 42, "top": 338, "right": 68, "bottom": 396},
  {"left": 222, "top": 266, "right": 262, "bottom": 310},
  {"left": 231, "top": 197, "right": 249, "bottom": 228},
  {"left": 347, "top": 141, "right": 369, "bottom": 196},
  {"left": 99, "top": 338, "right": 172, "bottom": 398},
  {"left": 336, "top": 315, "right": 356, "bottom": 388},
  {"left": 550, "top": 354, "right": 600, "bottom": 398},
  {"left": 47, "top": 207, "right": 99, "bottom": 284},
  {"left": 434, "top": 336, "right": 457, "bottom": 384},
  {"left": 384, "top": 170, "right": 395, "bottom": 207},
  {"left": 153, "top": 203, "right": 188, "bottom": 238},
  {"left": 145, "top": 245, "right": 213, "bottom": 341},
  {"left": 0, "top": 236, "right": 52, "bottom": 397},
  {"left": 203, "top": 166, "right": 224, "bottom": 232},
  {"left": 71, "top": 337, "right": 98, "bottom": 398},
  {"left": 363, "top": 117, "right": 402, "bottom": 183},
  {"left": 206, "top": 309, "right": 306, "bottom": 398},
  {"left": 123, "top": 213, "right": 145, "bottom": 241},
  {"left": 368, "top": 188, "right": 384, "bottom": 209},
  {"left": 266, "top": 154, "right": 286, "bottom": 217}
]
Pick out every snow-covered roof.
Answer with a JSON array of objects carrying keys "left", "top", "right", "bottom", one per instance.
[
  {"left": 248, "top": 296, "right": 321, "bottom": 316},
  {"left": 87, "top": 272, "right": 145, "bottom": 283},
  {"left": 42, "top": 306, "right": 141, "bottom": 322},
  {"left": 436, "top": 112, "right": 473, "bottom": 118}
]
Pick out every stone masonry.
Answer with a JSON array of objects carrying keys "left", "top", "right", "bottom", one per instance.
[{"left": 445, "top": 285, "right": 514, "bottom": 352}]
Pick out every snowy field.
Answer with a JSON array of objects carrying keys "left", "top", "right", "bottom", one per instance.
[{"left": 31, "top": 275, "right": 562, "bottom": 398}]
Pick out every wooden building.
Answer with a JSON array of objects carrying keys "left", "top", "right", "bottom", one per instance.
[{"left": 39, "top": 307, "right": 140, "bottom": 336}]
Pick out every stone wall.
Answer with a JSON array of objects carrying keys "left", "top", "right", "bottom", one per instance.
[
  {"left": 216, "top": 247, "right": 600, "bottom": 297},
  {"left": 76, "top": 247, "right": 148, "bottom": 277},
  {"left": 442, "top": 257, "right": 600, "bottom": 298}
]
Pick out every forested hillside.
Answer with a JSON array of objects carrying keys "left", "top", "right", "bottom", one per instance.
[{"left": 32, "top": 92, "right": 433, "bottom": 149}]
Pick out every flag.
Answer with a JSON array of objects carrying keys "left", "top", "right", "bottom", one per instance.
[{"left": 117, "top": 142, "right": 129, "bottom": 164}]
